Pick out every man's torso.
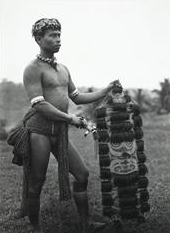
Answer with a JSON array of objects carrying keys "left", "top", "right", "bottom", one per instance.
[{"left": 32, "top": 59, "right": 70, "bottom": 113}]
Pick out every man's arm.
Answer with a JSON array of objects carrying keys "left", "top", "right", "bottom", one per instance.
[
  {"left": 68, "top": 75, "right": 116, "bottom": 105},
  {"left": 72, "top": 88, "right": 110, "bottom": 104},
  {"left": 23, "top": 64, "right": 83, "bottom": 126}
]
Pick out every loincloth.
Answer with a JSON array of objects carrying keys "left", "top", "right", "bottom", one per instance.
[
  {"left": 7, "top": 108, "right": 71, "bottom": 210},
  {"left": 25, "top": 108, "right": 62, "bottom": 136}
]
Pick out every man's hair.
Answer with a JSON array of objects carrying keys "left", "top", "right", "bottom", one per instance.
[{"left": 32, "top": 18, "right": 61, "bottom": 38}]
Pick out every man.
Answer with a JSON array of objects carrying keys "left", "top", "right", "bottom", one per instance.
[{"left": 23, "top": 18, "right": 116, "bottom": 233}]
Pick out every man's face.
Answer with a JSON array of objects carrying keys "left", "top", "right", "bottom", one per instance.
[{"left": 38, "top": 29, "right": 61, "bottom": 53}]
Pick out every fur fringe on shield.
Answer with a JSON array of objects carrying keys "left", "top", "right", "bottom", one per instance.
[
  {"left": 101, "top": 181, "right": 112, "bottom": 192},
  {"left": 99, "top": 144, "right": 109, "bottom": 154},
  {"left": 140, "top": 202, "right": 150, "bottom": 213},
  {"left": 112, "top": 86, "right": 123, "bottom": 93},
  {"left": 99, "top": 155, "right": 110, "bottom": 167},
  {"left": 98, "top": 130, "right": 109, "bottom": 142},
  {"left": 94, "top": 107, "right": 106, "bottom": 118},
  {"left": 114, "top": 171, "right": 139, "bottom": 187},
  {"left": 134, "top": 127, "right": 144, "bottom": 140},
  {"left": 132, "top": 104, "right": 141, "bottom": 115},
  {"left": 120, "top": 207, "right": 138, "bottom": 219},
  {"left": 136, "top": 140, "right": 144, "bottom": 152},
  {"left": 119, "top": 196, "right": 138, "bottom": 208},
  {"left": 100, "top": 168, "right": 111, "bottom": 179},
  {"left": 138, "top": 163, "right": 148, "bottom": 176},
  {"left": 140, "top": 189, "right": 149, "bottom": 202},
  {"left": 137, "top": 152, "right": 146, "bottom": 163},
  {"left": 118, "top": 185, "right": 138, "bottom": 198},
  {"left": 133, "top": 115, "right": 143, "bottom": 127},
  {"left": 96, "top": 118, "right": 107, "bottom": 129},
  {"left": 138, "top": 176, "right": 149, "bottom": 188},
  {"left": 111, "top": 103, "right": 127, "bottom": 112},
  {"left": 124, "top": 93, "right": 131, "bottom": 103},
  {"left": 102, "top": 194, "right": 114, "bottom": 206},
  {"left": 110, "top": 122, "right": 133, "bottom": 132},
  {"left": 111, "top": 131, "right": 135, "bottom": 143},
  {"left": 95, "top": 81, "right": 150, "bottom": 221},
  {"left": 110, "top": 112, "right": 130, "bottom": 122}
]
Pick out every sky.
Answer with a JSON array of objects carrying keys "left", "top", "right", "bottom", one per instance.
[{"left": 1, "top": 0, "right": 170, "bottom": 90}]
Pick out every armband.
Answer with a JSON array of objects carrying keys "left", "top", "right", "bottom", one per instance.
[
  {"left": 69, "top": 88, "right": 79, "bottom": 99},
  {"left": 30, "top": 96, "right": 45, "bottom": 107}
]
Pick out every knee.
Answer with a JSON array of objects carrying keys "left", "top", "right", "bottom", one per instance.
[
  {"left": 29, "top": 175, "right": 46, "bottom": 198},
  {"left": 77, "top": 169, "right": 89, "bottom": 184},
  {"left": 73, "top": 180, "right": 88, "bottom": 192},
  {"left": 73, "top": 170, "right": 89, "bottom": 193}
]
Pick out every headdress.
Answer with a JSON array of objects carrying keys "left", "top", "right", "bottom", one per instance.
[{"left": 32, "top": 18, "right": 61, "bottom": 37}]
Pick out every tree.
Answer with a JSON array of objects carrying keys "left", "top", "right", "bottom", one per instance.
[
  {"left": 153, "top": 78, "right": 170, "bottom": 114},
  {"left": 0, "top": 118, "right": 8, "bottom": 140},
  {"left": 0, "top": 80, "right": 30, "bottom": 127},
  {"left": 131, "top": 89, "right": 152, "bottom": 113}
]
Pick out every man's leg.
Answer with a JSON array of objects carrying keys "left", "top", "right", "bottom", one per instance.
[
  {"left": 51, "top": 138, "right": 89, "bottom": 232},
  {"left": 29, "top": 133, "right": 51, "bottom": 233},
  {"left": 67, "top": 141, "right": 107, "bottom": 232},
  {"left": 67, "top": 141, "right": 89, "bottom": 232}
]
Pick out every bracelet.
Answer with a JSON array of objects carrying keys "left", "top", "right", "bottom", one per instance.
[
  {"left": 69, "top": 88, "right": 79, "bottom": 99},
  {"left": 30, "top": 95, "right": 45, "bottom": 107}
]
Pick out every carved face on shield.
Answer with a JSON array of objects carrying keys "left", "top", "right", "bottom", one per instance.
[{"left": 109, "top": 141, "right": 138, "bottom": 175}]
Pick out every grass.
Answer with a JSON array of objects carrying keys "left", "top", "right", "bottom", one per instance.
[{"left": 0, "top": 113, "right": 170, "bottom": 233}]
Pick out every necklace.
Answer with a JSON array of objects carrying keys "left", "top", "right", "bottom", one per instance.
[{"left": 37, "top": 54, "right": 58, "bottom": 71}]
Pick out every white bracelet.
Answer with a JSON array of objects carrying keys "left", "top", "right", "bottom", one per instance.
[
  {"left": 30, "top": 96, "right": 45, "bottom": 107},
  {"left": 69, "top": 88, "right": 79, "bottom": 99}
]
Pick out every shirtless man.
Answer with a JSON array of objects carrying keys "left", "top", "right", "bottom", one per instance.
[{"left": 23, "top": 18, "right": 116, "bottom": 233}]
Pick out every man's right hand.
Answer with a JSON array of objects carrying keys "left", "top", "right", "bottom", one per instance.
[{"left": 70, "top": 115, "right": 88, "bottom": 128}]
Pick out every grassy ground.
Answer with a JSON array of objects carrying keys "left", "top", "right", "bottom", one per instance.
[{"left": 0, "top": 113, "right": 170, "bottom": 233}]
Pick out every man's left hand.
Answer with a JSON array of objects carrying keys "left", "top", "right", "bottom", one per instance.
[
  {"left": 103, "top": 79, "right": 122, "bottom": 96},
  {"left": 107, "top": 79, "right": 122, "bottom": 91},
  {"left": 79, "top": 117, "right": 88, "bottom": 129}
]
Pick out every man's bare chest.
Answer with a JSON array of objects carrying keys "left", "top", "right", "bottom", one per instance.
[{"left": 42, "top": 67, "right": 69, "bottom": 88}]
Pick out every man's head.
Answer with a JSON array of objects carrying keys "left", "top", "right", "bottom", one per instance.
[
  {"left": 32, "top": 18, "right": 61, "bottom": 38},
  {"left": 32, "top": 18, "right": 61, "bottom": 53}
]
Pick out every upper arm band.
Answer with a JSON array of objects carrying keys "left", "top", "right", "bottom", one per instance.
[
  {"left": 69, "top": 88, "right": 79, "bottom": 99},
  {"left": 30, "top": 96, "right": 45, "bottom": 107}
]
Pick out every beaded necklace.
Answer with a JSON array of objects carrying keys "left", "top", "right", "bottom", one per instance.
[{"left": 37, "top": 54, "right": 58, "bottom": 71}]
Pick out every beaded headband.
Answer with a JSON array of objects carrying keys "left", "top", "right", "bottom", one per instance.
[{"left": 32, "top": 18, "right": 61, "bottom": 37}]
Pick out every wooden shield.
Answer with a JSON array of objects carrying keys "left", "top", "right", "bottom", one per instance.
[{"left": 94, "top": 81, "right": 150, "bottom": 221}]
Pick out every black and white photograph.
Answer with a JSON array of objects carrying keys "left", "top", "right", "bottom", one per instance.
[{"left": 0, "top": 0, "right": 170, "bottom": 233}]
